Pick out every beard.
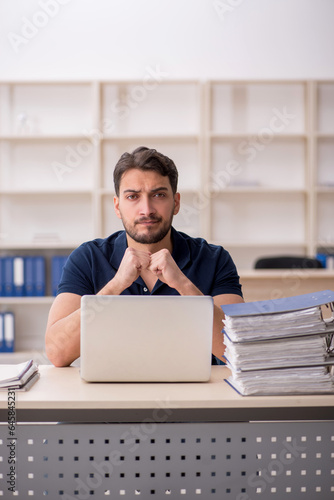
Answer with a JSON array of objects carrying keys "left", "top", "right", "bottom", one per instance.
[{"left": 121, "top": 212, "right": 174, "bottom": 245}]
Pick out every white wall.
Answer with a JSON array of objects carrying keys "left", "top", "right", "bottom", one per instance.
[{"left": 0, "top": 0, "right": 333, "bottom": 81}]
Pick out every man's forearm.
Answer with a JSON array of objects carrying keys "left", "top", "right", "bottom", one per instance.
[
  {"left": 174, "top": 275, "right": 203, "bottom": 297},
  {"left": 45, "top": 309, "right": 81, "bottom": 367},
  {"left": 97, "top": 276, "right": 128, "bottom": 296}
]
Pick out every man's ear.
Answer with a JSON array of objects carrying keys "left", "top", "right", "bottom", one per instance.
[
  {"left": 114, "top": 196, "right": 122, "bottom": 219},
  {"left": 173, "top": 192, "right": 181, "bottom": 215}
]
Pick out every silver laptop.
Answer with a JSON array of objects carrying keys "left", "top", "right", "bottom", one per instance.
[{"left": 80, "top": 295, "right": 213, "bottom": 382}]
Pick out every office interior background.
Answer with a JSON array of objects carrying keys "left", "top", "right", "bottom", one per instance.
[{"left": 0, "top": 0, "right": 334, "bottom": 353}]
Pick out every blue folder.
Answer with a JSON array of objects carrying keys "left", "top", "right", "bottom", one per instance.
[
  {"left": 51, "top": 256, "right": 68, "bottom": 296},
  {"left": 24, "top": 256, "right": 35, "bottom": 296},
  {"left": 3, "top": 257, "right": 14, "bottom": 297},
  {"left": 0, "top": 258, "right": 3, "bottom": 296},
  {"left": 34, "top": 257, "right": 46, "bottom": 297},
  {"left": 13, "top": 257, "right": 25, "bottom": 297},
  {"left": 0, "top": 314, "right": 3, "bottom": 352},
  {"left": 2, "top": 312, "right": 15, "bottom": 352},
  {"left": 221, "top": 290, "right": 334, "bottom": 317}
]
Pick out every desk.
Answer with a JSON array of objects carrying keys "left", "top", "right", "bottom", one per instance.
[
  {"left": 240, "top": 269, "right": 334, "bottom": 305},
  {"left": 0, "top": 366, "right": 333, "bottom": 499}
]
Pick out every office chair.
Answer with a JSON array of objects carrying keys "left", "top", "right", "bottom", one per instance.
[{"left": 254, "top": 255, "right": 324, "bottom": 269}]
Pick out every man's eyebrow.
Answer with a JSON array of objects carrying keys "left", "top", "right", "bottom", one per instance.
[
  {"left": 151, "top": 187, "right": 168, "bottom": 193},
  {"left": 122, "top": 189, "right": 141, "bottom": 194},
  {"left": 122, "top": 187, "right": 169, "bottom": 194}
]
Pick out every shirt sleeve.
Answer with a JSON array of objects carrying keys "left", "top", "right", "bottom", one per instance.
[
  {"left": 211, "top": 247, "right": 243, "bottom": 298},
  {"left": 57, "top": 244, "right": 95, "bottom": 296}
]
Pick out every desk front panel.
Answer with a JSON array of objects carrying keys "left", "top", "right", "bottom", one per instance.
[{"left": 0, "top": 421, "right": 333, "bottom": 499}]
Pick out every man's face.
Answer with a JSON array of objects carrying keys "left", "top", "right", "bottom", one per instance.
[{"left": 114, "top": 168, "right": 180, "bottom": 245}]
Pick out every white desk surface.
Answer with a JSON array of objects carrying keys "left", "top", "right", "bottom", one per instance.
[{"left": 0, "top": 365, "right": 333, "bottom": 411}]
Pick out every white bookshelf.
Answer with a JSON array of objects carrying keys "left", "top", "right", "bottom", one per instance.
[
  {"left": 205, "top": 80, "right": 313, "bottom": 269},
  {"left": 0, "top": 80, "right": 333, "bottom": 353},
  {"left": 315, "top": 81, "right": 334, "bottom": 251}
]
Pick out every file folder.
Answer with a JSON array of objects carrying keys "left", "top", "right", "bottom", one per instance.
[
  {"left": 24, "top": 256, "right": 35, "bottom": 296},
  {"left": 3, "top": 312, "right": 14, "bottom": 353},
  {"left": 34, "top": 256, "right": 46, "bottom": 296},
  {"left": 51, "top": 256, "right": 68, "bottom": 296},
  {"left": 3, "top": 257, "right": 14, "bottom": 296},
  {"left": 222, "top": 290, "right": 334, "bottom": 395},
  {"left": 13, "top": 257, "right": 24, "bottom": 296},
  {"left": 222, "top": 289, "right": 334, "bottom": 318},
  {"left": 0, "top": 258, "right": 3, "bottom": 296},
  {"left": 0, "top": 314, "right": 3, "bottom": 352}
]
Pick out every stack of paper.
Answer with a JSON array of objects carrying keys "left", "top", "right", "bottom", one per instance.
[
  {"left": 221, "top": 290, "right": 334, "bottom": 396},
  {"left": 0, "top": 360, "right": 39, "bottom": 391}
]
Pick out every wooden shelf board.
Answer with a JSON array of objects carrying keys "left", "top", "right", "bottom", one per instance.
[
  {"left": 316, "top": 133, "right": 334, "bottom": 139},
  {"left": 0, "top": 297, "right": 54, "bottom": 305},
  {"left": 0, "top": 190, "right": 93, "bottom": 196},
  {"left": 210, "top": 188, "right": 307, "bottom": 194},
  {"left": 209, "top": 132, "right": 307, "bottom": 139},
  {"left": 210, "top": 241, "right": 307, "bottom": 248},
  {"left": 102, "top": 133, "right": 199, "bottom": 141},
  {"left": 0, "top": 242, "right": 78, "bottom": 250},
  {"left": 0, "top": 135, "right": 94, "bottom": 141},
  {"left": 316, "top": 186, "right": 334, "bottom": 193}
]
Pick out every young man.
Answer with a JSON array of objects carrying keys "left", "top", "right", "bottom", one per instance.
[{"left": 45, "top": 147, "right": 243, "bottom": 367}]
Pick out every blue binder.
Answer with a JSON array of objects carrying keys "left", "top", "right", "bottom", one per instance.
[
  {"left": 316, "top": 253, "right": 328, "bottom": 268},
  {"left": 24, "top": 256, "right": 35, "bottom": 296},
  {"left": 3, "top": 312, "right": 15, "bottom": 352},
  {"left": 0, "top": 313, "right": 3, "bottom": 352},
  {"left": 3, "top": 257, "right": 14, "bottom": 297},
  {"left": 34, "top": 256, "right": 46, "bottom": 297},
  {"left": 221, "top": 289, "right": 334, "bottom": 317},
  {"left": 51, "top": 256, "right": 60, "bottom": 296},
  {"left": 0, "top": 258, "right": 3, "bottom": 296},
  {"left": 51, "top": 256, "right": 68, "bottom": 296},
  {"left": 13, "top": 257, "right": 25, "bottom": 297}
]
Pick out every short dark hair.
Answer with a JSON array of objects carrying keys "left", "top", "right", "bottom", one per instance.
[{"left": 113, "top": 146, "right": 178, "bottom": 196}]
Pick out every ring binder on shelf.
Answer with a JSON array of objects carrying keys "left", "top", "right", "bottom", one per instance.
[{"left": 0, "top": 256, "right": 46, "bottom": 297}]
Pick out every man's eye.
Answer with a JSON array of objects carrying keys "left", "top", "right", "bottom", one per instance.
[
  {"left": 154, "top": 193, "right": 165, "bottom": 198},
  {"left": 127, "top": 194, "right": 138, "bottom": 200}
]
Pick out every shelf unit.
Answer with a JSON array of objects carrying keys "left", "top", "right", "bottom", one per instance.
[
  {"left": 0, "top": 80, "right": 333, "bottom": 353},
  {"left": 314, "top": 81, "right": 334, "bottom": 254},
  {"left": 205, "top": 80, "right": 311, "bottom": 268}
]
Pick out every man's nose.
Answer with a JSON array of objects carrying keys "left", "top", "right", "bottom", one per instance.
[{"left": 139, "top": 196, "right": 156, "bottom": 216}]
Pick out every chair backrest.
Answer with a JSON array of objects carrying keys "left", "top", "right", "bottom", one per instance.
[{"left": 254, "top": 256, "right": 324, "bottom": 269}]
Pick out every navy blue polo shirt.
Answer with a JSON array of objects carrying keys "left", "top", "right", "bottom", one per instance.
[
  {"left": 58, "top": 228, "right": 242, "bottom": 365},
  {"left": 57, "top": 227, "right": 243, "bottom": 299}
]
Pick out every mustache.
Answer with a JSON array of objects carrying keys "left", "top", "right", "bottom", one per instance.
[{"left": 135, "top": 216, "right": 162, "bottom": 224}]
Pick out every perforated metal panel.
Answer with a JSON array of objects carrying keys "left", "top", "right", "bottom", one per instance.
[{"left": 0, "top": 421, "right": 333, "bottom": 499}]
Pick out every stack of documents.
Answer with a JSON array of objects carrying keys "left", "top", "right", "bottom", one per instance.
[
  {"left": 0, "top": 360, "right": 39, "bottom": 391},
  {"left": 221, "top": 290, "right": 334, "bottom": 396}
]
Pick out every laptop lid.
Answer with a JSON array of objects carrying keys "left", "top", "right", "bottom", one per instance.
[{"left": 80, "top": 295, "right": 213, "bottom": 382}]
